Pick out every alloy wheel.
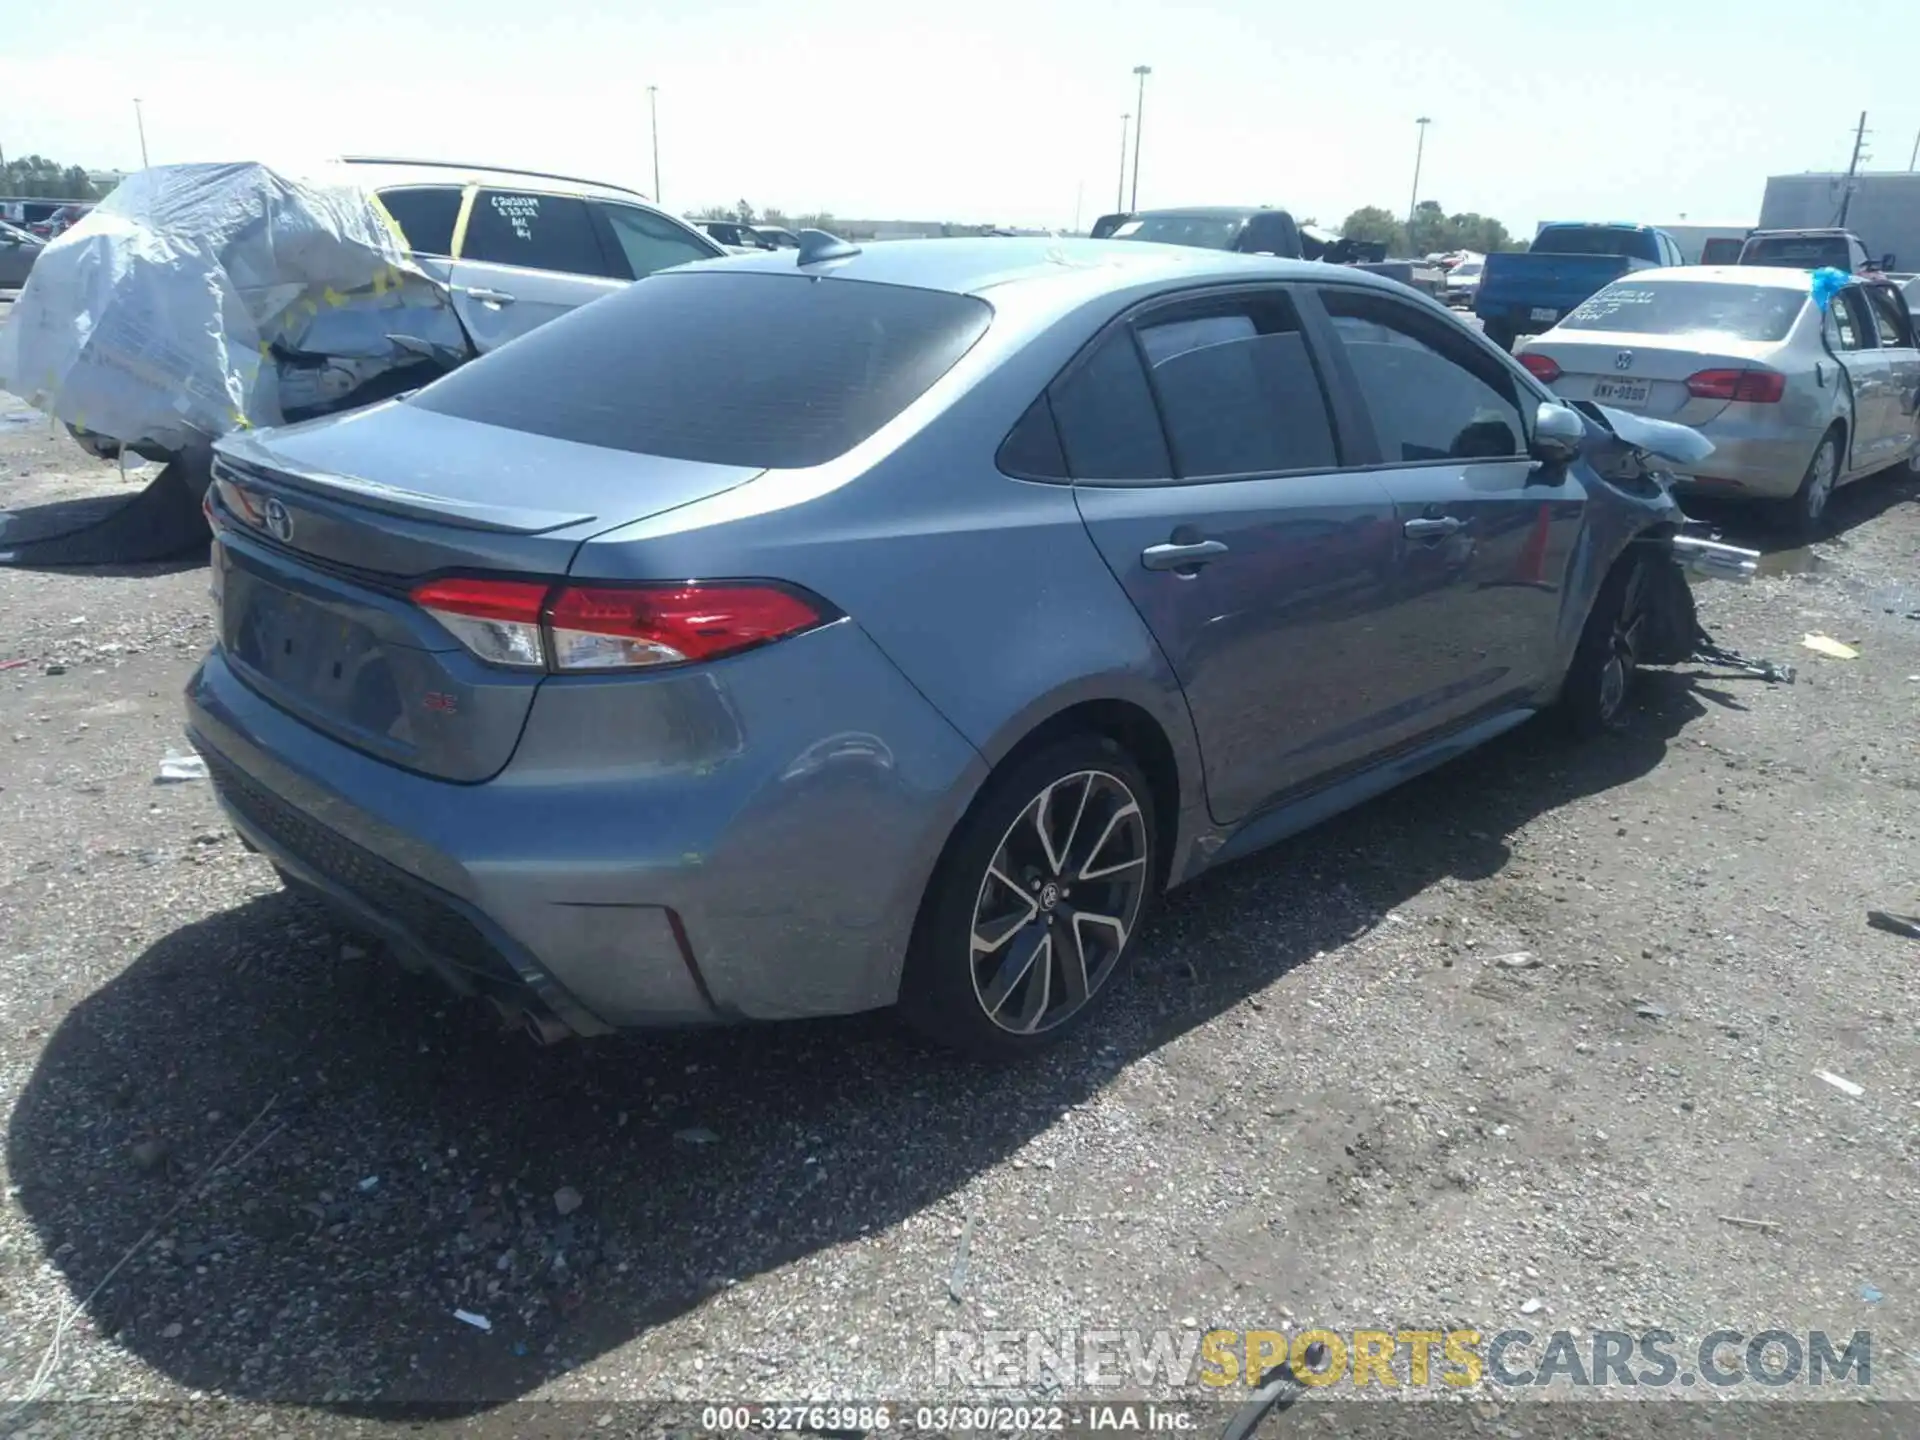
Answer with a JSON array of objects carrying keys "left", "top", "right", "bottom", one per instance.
[
  {"left": 1804, "top": 437, "right": 1838, "bottom": 522},
  {"left": 969, "top": 769, "right": 1149, "bottom": 1035},
  {"left": 1596, "top": 561, "right": 1649, "bottom": 726}
]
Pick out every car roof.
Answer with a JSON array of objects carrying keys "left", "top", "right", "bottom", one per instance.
[
  {"left": 335, "top": 156, "right": 647, "bottom": 204},
  {"left": 693, "top": 236, "right": 1410, "bottom": 306},
  {"left": 1607, "top": 264, "right": 1816, "bottom": 291},
  {"left": 1130, "top": 206, "right": 1284, "bottom": 219}
]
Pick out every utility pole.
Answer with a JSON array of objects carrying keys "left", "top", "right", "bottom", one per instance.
[
  {"left": 1837, "top": 110, "right": 1868, "bottom": 228},
  {"left": 647, "top": 86, "right": 661, "bottom": 203},
  {"left": 1129, "top": 66, "right": 1151, "bottom": 212},
  {"left": 133, "top": 98, "right": 149, "bottom": 169},
  {"left": 1407, "top": 116, "right": 1431, "bottom": 250},
  {"left": 1073, "top": 179, "right": 1084, "bottom": 235},
  {"left": 1908, "top": 125, "right": 1918, "bottom": 172},
  {"left": 1116, "top": 113, "right": 1130, "bottom": 211}
]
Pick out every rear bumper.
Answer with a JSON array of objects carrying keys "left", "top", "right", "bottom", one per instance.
[
  {"left": 185, "top": 620, "right": 987, "bottom": 1031},
  {"left": 1675, "top": 418, "right": 1822, "bottom": 500}
]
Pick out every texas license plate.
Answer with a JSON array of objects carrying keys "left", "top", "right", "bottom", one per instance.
[
  {"left": 1529, "top": 307, "right": 1559, "bottom": 323},
  {"left": 1591, "top": 378, "right": 1651, "bottom": 406}
]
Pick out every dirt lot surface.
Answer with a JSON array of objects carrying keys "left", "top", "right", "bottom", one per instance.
[{"left": 2, "top": 353, "right": 1918, "bottom": 1433}]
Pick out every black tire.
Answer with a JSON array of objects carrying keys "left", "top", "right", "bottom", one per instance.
[
  {"left": 1561, "top": 553, "right": 1653, "bottom": 737},
  {"left": 1772, "top": 426, "right": 1842, "bottom": 540},
  {"left": 1482, "top": 320, "right": 1516, "bottom": 353},
  {"left": 898, "top": 735, "right": 1158, "bottom": 1059}
]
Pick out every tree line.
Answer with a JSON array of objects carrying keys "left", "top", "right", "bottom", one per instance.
[
  {"left": 1, "top": 156, "right": 110, "bottom": 201},
  {"left": 1340, "top": 202, "right": 1526, "bottom": 255}
]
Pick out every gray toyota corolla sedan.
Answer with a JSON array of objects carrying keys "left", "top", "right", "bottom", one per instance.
[{"left": 189, "top": 236, "right": 1688, "bottom": 1057}]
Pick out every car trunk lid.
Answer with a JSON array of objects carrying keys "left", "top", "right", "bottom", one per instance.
[
  {"left": 1517, "top": 333, "right": 1785, "bottom": 427},
  {"left": 209, "top": 402, "right": 763, "bottom": 782}
]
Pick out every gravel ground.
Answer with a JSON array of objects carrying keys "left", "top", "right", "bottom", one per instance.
[{"left": 2, "top": 361, "right": 1919, "bottom": 1432}]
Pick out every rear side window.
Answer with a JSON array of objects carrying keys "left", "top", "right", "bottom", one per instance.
[
  {"left": 1135, "top": 293, "right": 1335, "bottom": 477},
  {"left": 1530, "top": 227, "right": 1656, "bottom": 259},
  {"left": 1561, "top": 282, "right": 1807, "bottom": 341},
  {"left": 462, "top": 190, "right": 614, "bottom": 276},
  {"left": 1826, "top": 289, "right": 1873, "bottom": 351},
  {"left": 599, "top": 203, "right": 719, "bottom": 279},
  {"left": 409, "top": 272, "right": 992, "bottom": 468},
  {"left": 1048, "top": 329, "right": 1173, "bottom": 481},
  {"left": 376, "top": 187, "right": 462, "bottom": 257}
]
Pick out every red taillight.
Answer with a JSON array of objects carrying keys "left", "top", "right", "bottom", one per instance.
[
  {"left": 410, "top": 577, "right": 550, "bottom": 670},
  {"left": 1519, "top": 352, "right": 1561, "bottom": 383},
  {"left": 409, "top": 578, "right": 829, "bottom": 673},
  {"left": 547, "top": 584, "right": 827, "bottom": 670},
  {"left": 1685, "top": 367, "right": 1785, "bottom": 404}
]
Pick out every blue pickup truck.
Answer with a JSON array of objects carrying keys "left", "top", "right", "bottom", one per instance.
[{"left": 1474, "top": 222, "right": 1684, "bottom": 351}]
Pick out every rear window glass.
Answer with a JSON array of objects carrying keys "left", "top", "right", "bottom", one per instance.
[
  {"left": 1110, "top": 214, "right": 1245, "bottom": 251},
  {"left": 1741, "top": 236, "right": 1849, "bottom": 269},
  {"left": 1560, "top": 282, "right": 1807, "bottom": 341},
  {"left": 408, "top": 272, "right": 992, "bottom": 468},
  {"left": 1530, "top": 227, "right": 1656, "bottom": 259}
]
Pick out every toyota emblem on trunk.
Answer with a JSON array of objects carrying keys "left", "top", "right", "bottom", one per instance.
[
  {"left": 1614, "top": 350, "right": 1634, "bottom": 371},
  {"left": 263, "top": 497, "right": 294, "bottom": 542}
]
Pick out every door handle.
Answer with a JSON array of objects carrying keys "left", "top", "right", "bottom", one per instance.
[
  {"left": 465, "top": 287, "right": 516, "bottom": 306},
  {"left": 1142, "top": 539, "right": 1228, "bottom": 571},
  {"left": 1403, "top": 517, "right": 1463, "bottom": 539}
]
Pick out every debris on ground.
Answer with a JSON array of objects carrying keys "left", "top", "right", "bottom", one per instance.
[
  {"left": 1800, "top": 633, "right": 1859, "bottom": 660},
  {"left": 553, "top": 1185, "right": 584, "bottom": 1217},
  {"left": 1519, "top": 1298, "right": 1545, "bottom": 1315},
  {"left": 1866, "top": 910, "right": 1920, "bottom": 941},
  {"left": 1861, "top": 1284, "right": 1884, "bottom": 1303},
  {"left": 1490, "top": 951, "right": 1540, "bottom": 969},
  {"left": 1816, "top": 1070, "right": 1864, "bottom": 1098},
  {"left": 1692, "top": 636, "right": 1796, "bottom": 683},
  {"left": 672, "top": 1127, "right": 719, "bottom": 1146},
  {"left": 948, "top": 1213, "right": 977, "bottom": 1303},
  {"left": 154, "top": 752, "right": 207, "bottom": 783},
  {"left": 1635, "top": 1002, "right": 1669, "bottom": 1020},
  {"left": 1718, "top": 1215, "right": 1783, "bottom": 1234},
  {"left": 452, "top": 1309, "right": 492, "bottom": 1333}
]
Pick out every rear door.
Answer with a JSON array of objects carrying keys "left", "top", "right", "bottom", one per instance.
[
  {"left": 1061, "top": 286, "right": 1406, "bottom": 824},
  {"left": 1824, "top": 285, "right": 1891, "bottom": 473},
  {"left": 1308, "top": 283, "right": 1584, "bottom": 734},
  {"left": 449, "top": 188, "right": 626, "bottom": 353},
  {"left": 1863, "top": 284, "right": 1920, "bottom": 463}
]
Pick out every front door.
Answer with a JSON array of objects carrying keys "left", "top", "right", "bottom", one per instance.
[
  {"left": 448, "top": 188, "right": 626, "bottom": 353},
  {"left": 1056, "top": 286, "right": 1405, "bottom": 825},
  {"left": 1861, "top": 284, "right": 1920, "bottom": 465},
  {"left": 1307, "top": 283, "right": 1587, "bottom": 745}
]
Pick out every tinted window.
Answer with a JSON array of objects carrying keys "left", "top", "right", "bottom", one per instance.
[
  {"left": 1561, "top": 281, "right": 1807, "bottom": 341},
  {"left": 1742, "top": 235, "right": 1850, "bottom": 269},
  {"left": 998, "top": 395, "right": 1069, "bottom": 480},
  {"left": 1319, "top": 288, "right": 1524, "bottom": 463},
  {"left": 410, "top": 272, "right": 991, "bottom": 468},
  {"left": 1109, "top": 213, "right": 1245, "bottom": 251},
  {"left": 462, "top": 190, "right": 613, "bottom": 276},
  {"left": 1240, "top": 213, "right": 1300, "bottom": 257},
  {"left": 1700, "top": 238, "right": 1743, "bottom": 264},
  {"left": 1048, "top": 329, "right": 1173, "bottom": 481},
  {"left": 377, "top": 187, "right": 462, "bottom": 256},
  {"left": 1827, "top": 290, "right": 1871, "bottom": 351},
  {"left": 1531, "top": 227, "right": 1657, "bottom": 260},
  {"left": 1864, "top": 286, "right": 1912, "bottom": 347},
  {"left": 1135, "top": 294, "right": 1335, "bottom": 477},
  {"left": 601, "top": 204, "right": 719, "bottom": 279}
]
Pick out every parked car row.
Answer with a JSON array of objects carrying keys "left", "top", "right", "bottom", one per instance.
[
  {"left": 697, "top": 220, "right": 802, "bottom": 252},
  {"left": 0, "top": 218, "right": 44, "bottom": 287}
]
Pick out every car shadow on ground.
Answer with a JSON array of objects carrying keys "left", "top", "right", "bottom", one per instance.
[
  {"left": 6, "top": 674, "right": 1710, "bottom": 1411},
  {"left": 1682, "top": 460, "right": 1919, "bottom": 559},
  {"left": 0, "top": 468, "right": 212, "bottom": 573}
]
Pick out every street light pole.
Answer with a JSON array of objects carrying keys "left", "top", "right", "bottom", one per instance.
[
  {"left": 647, "top": 86, "right": 661, "bottom": 203},
  {"left": 133, "top": 98, "right": 150, "bottom": 169},
  {"left": 1129, "top": 66, "right": 1151, "bottom": 212},
  {"left": 1406, "top": 115, "right": 1431, "bottom": 250},
  {"left": 1116, "top": 112, "right": 1130, "bottom": 211}
]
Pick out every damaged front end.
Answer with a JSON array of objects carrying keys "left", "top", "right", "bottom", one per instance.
[
  {"left": 1577, "top": 399, "right": 1795, "bottom": 685},
  {"left": 0, "top": 162, "right": 473, "bottom": 564}
]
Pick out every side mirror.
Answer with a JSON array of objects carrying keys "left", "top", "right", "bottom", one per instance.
[{"left": 1532, "top": 401, "right": 1585, "bottom": 463}]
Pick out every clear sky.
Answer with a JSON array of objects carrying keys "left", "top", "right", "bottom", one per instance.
[{"left": 2, "top": 0, "right": 1914, "bottom": 235}]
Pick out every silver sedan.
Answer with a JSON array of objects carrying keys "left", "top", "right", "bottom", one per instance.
[{"left": 1515, "top": 266, "right": 1920, "bottom": 534}]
